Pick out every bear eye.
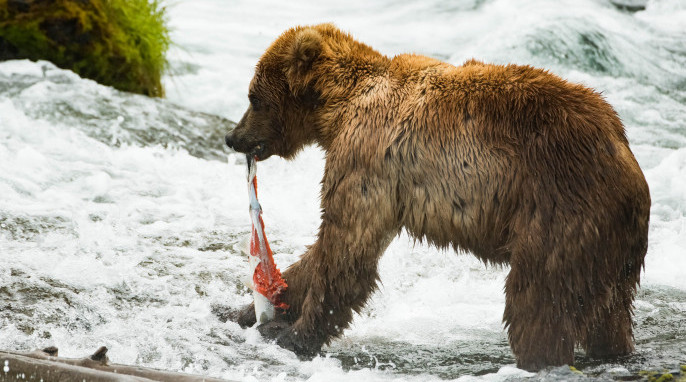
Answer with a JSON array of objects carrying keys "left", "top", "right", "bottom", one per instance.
[{"left": 249, "top": 94, "right": 262, "bottom": 111}]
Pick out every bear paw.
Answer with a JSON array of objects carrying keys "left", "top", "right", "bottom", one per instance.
[
  {"left": 257, "top": 319, "right": 290, "bottom": 339},
  {"left": 258, "top": 320, "right": 323, "bottom": 359}
]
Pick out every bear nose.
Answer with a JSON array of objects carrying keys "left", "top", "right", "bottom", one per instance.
[{"left": 225, "top": 132, "right": 234, "bottom": 149}]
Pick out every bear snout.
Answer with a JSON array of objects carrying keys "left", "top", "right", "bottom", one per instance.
[
  {"left": 224, "top": 130, "right": 250, "bottom": 152},
  {"left": 224, "top": 132, "right": 235, "bottom": 149},
  {"left": 225, "top": 131, "right": 267, "bottom": 158},
  {"left": 225, "top": 131, "right": 251, "bottom": 153}
]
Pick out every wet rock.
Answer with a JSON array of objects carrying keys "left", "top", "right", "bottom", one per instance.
[
  {"left": 528, "top": 365, "right": 613, "bottom": 381},
  {"left": 0, "top": 60, "right": 235, "bottom": 162},
  {"left": 609, "top": 0, "right": 647, "bottom": 12}
]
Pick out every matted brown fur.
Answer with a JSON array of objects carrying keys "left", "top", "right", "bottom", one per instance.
[{"left": 224, "top": 23, "right": 650, "bottom": 370}]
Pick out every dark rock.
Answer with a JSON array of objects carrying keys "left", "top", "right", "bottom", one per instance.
[{"left": 609, "top": 0, "right": 647, "bottom": 12}]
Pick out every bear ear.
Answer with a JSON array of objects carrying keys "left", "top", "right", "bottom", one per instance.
[{"left": 284, "top": 28, "right": 323, "bottom": 94}]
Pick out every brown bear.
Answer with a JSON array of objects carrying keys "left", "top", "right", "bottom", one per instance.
[{"left": 224, "top": 23, "right": 650, "bottom": 371}]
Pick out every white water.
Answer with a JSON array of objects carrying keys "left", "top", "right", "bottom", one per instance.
[{"left": 1, "top": 0, "right": 686, "bottom": 381}]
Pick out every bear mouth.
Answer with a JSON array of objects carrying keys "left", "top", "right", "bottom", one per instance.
[
  {"left": 250, "top": 142, "right": 270, "bottom": 161},
  {"left": 228, "top": 140, "right": 270, "bottom": 160}
]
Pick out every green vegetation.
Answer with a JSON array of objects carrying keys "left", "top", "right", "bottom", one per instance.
[
  {"left": 639, "top": 369, "right": 686, "bottom": 382},
  {"left": 0, "top": 0, "right": 170, "bottom": 97}
]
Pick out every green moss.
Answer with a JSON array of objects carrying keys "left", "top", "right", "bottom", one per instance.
[
  {"left": 638, "top": 368, "right": 686, "bottom": 382},
  {"left": 0, "top": 0, "right": 169, "bottom": 97},
  {"left": 654, "top": 373, "right": 674, "bottom": 382}
]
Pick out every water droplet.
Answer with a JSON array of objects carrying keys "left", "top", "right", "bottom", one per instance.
[
  {"left": 3, "top": 360, "right": 9, "bottom": 373},
  {"left": 116, "top": 116, "right": 124, "bottom": 123},
  {"left": 329, "top": 309, "right": 334, "bottom": 315}
]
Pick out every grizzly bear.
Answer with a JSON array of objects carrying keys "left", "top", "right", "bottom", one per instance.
[{"left": 223, "top": 23, "right": 650, "bottom": 370}]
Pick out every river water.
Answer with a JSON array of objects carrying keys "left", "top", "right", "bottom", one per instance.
[{"left": 1, "top": 0, "right": 685, "bottom": 381}]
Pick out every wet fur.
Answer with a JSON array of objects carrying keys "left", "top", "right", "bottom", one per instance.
[{"left": 225, "top": 24, "right": 651, "bottom": 370}]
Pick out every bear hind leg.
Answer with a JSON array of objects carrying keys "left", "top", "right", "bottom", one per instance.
[
  {"left": 581, "top": 280, "right": 636, "bottom": 358},
  {"left": 504, "top": 265, "right": 576, "bottom": 371}
]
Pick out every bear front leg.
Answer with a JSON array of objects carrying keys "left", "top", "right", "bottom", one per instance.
[{"left": 260, "top": 171, "right": 398, "bottom": 357}]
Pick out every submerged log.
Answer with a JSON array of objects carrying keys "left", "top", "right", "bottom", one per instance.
[{"left": 0, "top": 347, "right": 231, "bottom": 382}]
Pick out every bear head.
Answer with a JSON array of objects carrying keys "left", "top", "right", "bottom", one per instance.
[{"left": 225, "top": 25, "right": 329, "bottom": 160}]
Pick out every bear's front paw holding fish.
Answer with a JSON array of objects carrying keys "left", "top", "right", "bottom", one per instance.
[
  {"left": 257, "top": 318, "right": 290, "bottom": 338},
  {"left": 258, "top": 320, "right": 323, "bottom": 358}
]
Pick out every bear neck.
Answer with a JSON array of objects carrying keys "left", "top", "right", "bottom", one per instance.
[{"left": 311, "top": 44, "right": 391, "bottom": 151}]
